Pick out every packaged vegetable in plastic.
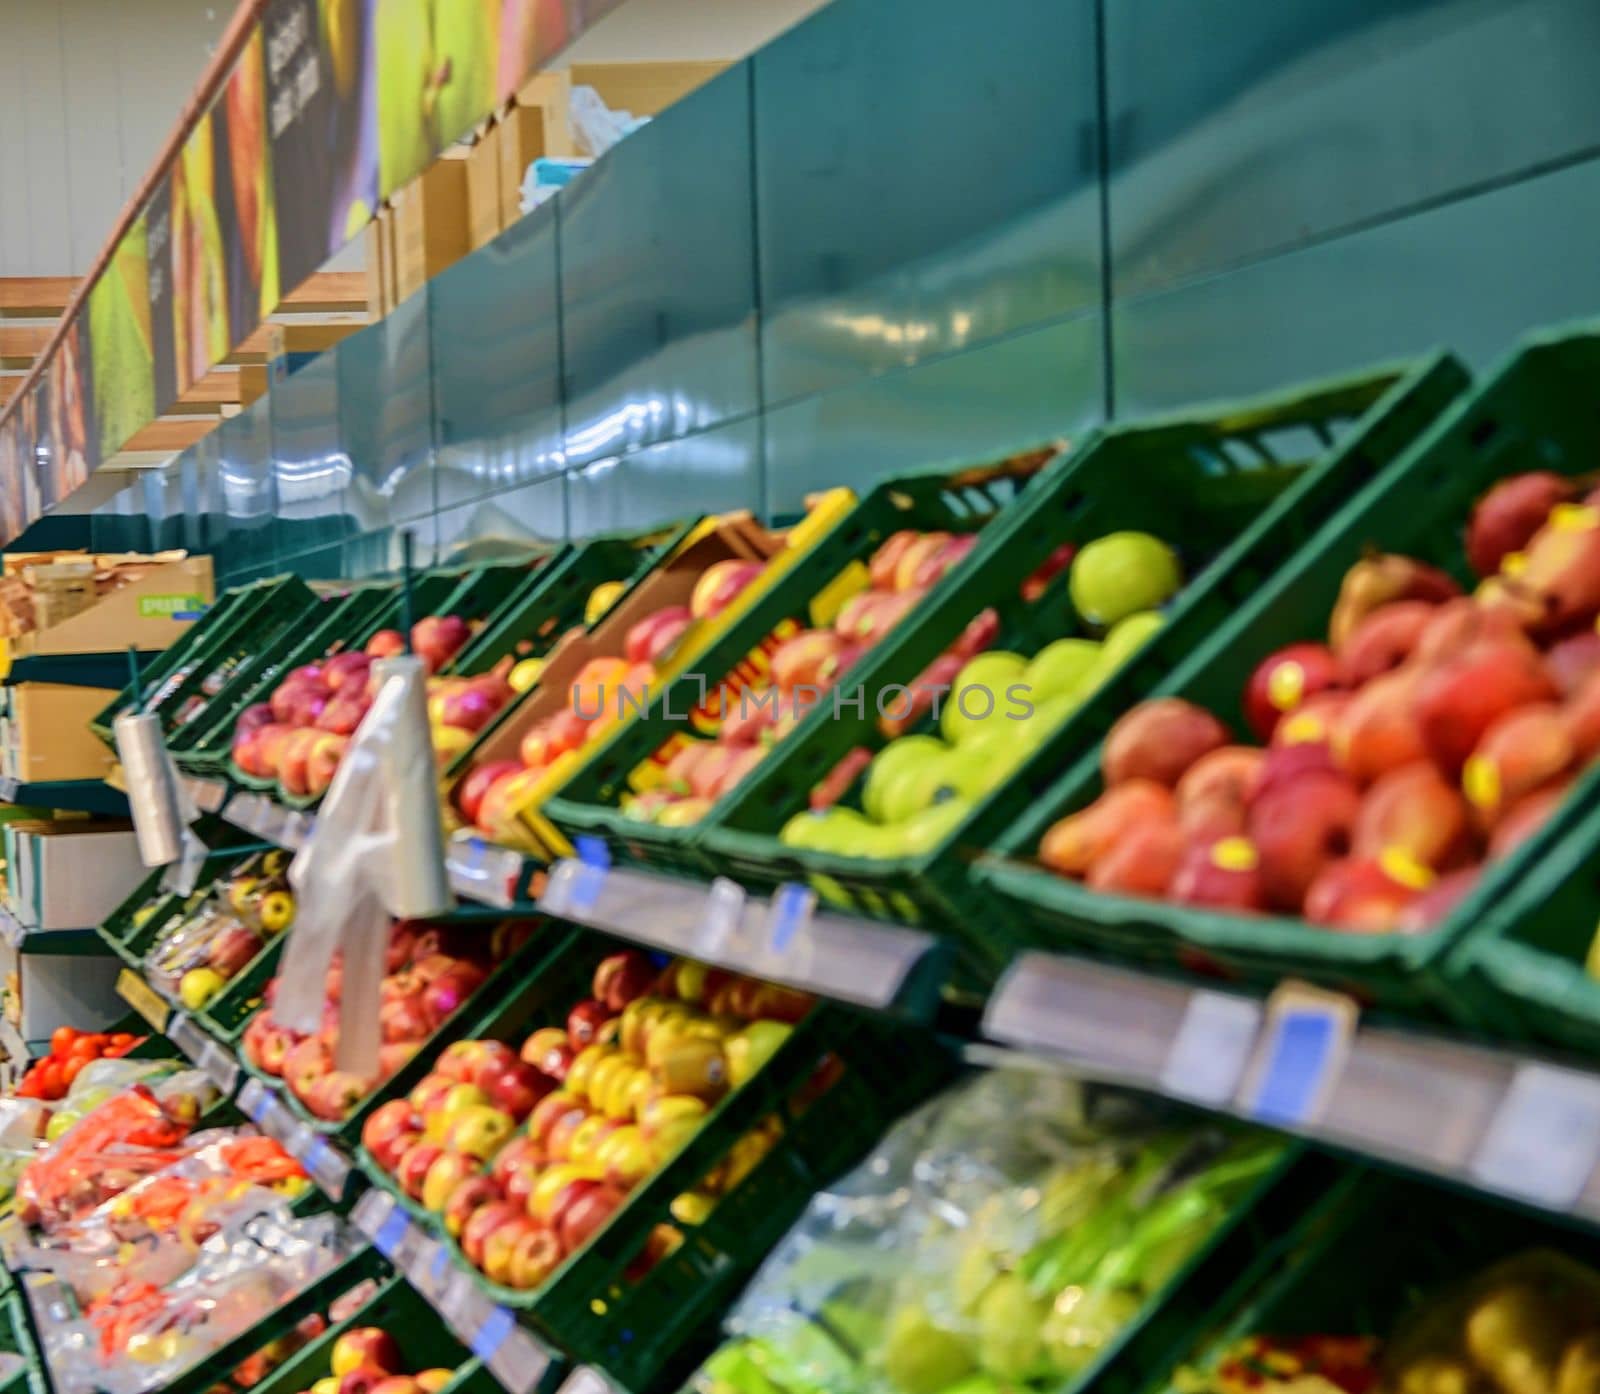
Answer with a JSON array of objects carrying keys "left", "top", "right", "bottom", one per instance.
[
  {"left": 47, "top": 1208, "right": 355, "bottom": 1394},
  {"left": 689, "top": 1069, "right": 1286, "bottom": 1394},
  {"left": 15, "top": 1079, "right": 219, "bottom": 1230}
]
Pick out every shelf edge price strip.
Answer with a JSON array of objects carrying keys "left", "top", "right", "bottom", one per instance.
[{"left": 1470, "top": 1063, "right": 1600, "bottom": 1211}]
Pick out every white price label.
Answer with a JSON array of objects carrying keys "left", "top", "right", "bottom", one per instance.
[
  {"left": 489, "top": 1325, "right": 552, "bottom": 1394},
  {"left": 0, "top": 911, "right": 23, "bottom": 949},
  {"left": 697, "top": 877, "right": 748, "bottom": 956},
  {"left": 1160, "top": 991, "right": 1262, "bottom": 1107},
  {"left": 239, "top": 1079, "right": 276, "bottom": 1126},
  {"left": 561, "top": 1367, "right": 621, "bottom": 1394},
  {"left": 201, "top": 1040, "right": 239, "bottom": 1095},
  {"left": 168, "top": 1013, "right": 205, "bottom": 1064},
  {"left": 406, "top": 1236, "right": 448, "bottom": 1299},
  {"left": 1471, "top": 1064, "right": 1600, "bottom": 1210},
  {"left": 352, "top": 1188, "right": 395, "bottom": 1242}
]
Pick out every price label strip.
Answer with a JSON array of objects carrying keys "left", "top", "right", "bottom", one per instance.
[
  {"left": 168, "top": 1013, "right": 206, "bottom": 1065},
  {"left": 447, "top": 834, "right": 521, "bottom": 909},
  {"left": 352, "top": 1188, "right": 396, "bottom": 1245},
  {"left": 1160, "top": 990, "right": 1262, "bottom": 1108},
  {"left": 1471, "top": 1063, "right": 1600, "bottom": 1211},
  {"left": 1237, "top": 982, "right": 1358, "bottom": 1129},
  {"left": 117, "top": 968, "right": 172, "bottom": 1033},
  {"left": 695, "top": 877, "right": 749, "bottom": 958},
  {"left": 765, "top": 883, "right": 815, "bottom": 956},
  {"left": 488, "top": 1323, "right": 552, "bottom": 1394},
  {"left": 295, "top": 1126, "right": 351, "bottom": 1201},
  {"left": 200, "top": 1039, "right": 239, "bottom": 1095}
]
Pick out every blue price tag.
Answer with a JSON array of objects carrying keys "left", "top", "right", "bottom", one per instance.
[
  {"left": 770, "top": 883, "right": 811, "bottom": 954},
  {"left": 302, "top": 1136, "right": 329, "bottom": 1171},
  {"left": 245, "top": 1090, "right": 272, "bottom": 1125},
  {"left": 1250, "top": 1008, "right": 1341, "bottom": 1127},
  {"left": 430, "top": 1246, "right": 450, "bottom": 1285},
  {"left": 374, "top": 1210, "right": 408, "bottom": 1259},
  {"left": 575, "top": 836, "right": 611, "bottom": 869},
  {"left": 571, "top": 837, "right": 611, "bottom": 912},
  {"left": 472, "top": 1307, "right": 514, "bottom": 1361}
]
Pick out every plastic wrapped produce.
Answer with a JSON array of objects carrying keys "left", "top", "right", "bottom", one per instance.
[
  {"left": 689, "top": 1069, "right": 1285, "bottom": 1394},
  {"left": 40, "top": 1207, "right": 355, "bottom": 1394}
]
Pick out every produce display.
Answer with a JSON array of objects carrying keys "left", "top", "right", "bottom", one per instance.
[
  {"left": 14, "top": 1028, "right": 145, "bottom": 1101},
  {"left": 772, "top": 531, "right": 1175, "bottom": 860},
  {"left": 360, "top": 948, "right": 811, "bottom": 1290},
  {"left": 230, "top": 614, "right": 521, "bottom": 799},
  {"left": 689, "top": 1069, "right": 1284, "bottom": 1394},
  {"left": 1174, "top": 1249, "right": 1600, "bottom": 1394},
  {"left": 240, "top": 919, "right": 538, "bottom": 1122},
  {"left": 457, "top": 563, "right": 765, "bottom": 839},
  {"left": 1033, "top": 476, "right": 1600, "bottom": 931},
  {"left": 144, "top": 850, "right": 296, "bottom": 1011},
  {"left": 611, "top": 529, "right": 990, "bottom": 829},
  {"left": 280, "top": 1319, "right": 460, "bottom": 1394}
]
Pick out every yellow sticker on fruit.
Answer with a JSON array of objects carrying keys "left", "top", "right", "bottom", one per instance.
[
  {"left": 1462, "top": 755, "right": 1500, "bottom": 812},
  {"left": 1379, "top": 847, "right": 1435, "bottom": 892},
  {"left": 1278, "top": 712, "right": 1324, "bottom": 746},
  {"left": 1500, "top": 550, "right": 1529, "bottom": 577},
  {"left": 1267, "top": 661, "right": 1306, "bottom": 712},
  {"left": 1550, "top": 503, "right": 1600, "bottom": 532},
  {"left": 1211, "top": 837, "right": 1259, "bottom": 872}
]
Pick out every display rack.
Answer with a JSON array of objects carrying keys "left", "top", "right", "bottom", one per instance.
[{"left": 0, "top": 778, "right": 128, "bottom": 817}]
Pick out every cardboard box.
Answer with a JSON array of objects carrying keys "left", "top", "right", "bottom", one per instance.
[
  {"left": 4, "top": 683, "right": 119, "bottom": 783},
  {"left": 467, "top": 127, "right": 504, "bottom": 249},
  {"left": 394, "top": 155, "right": 470, "bottom": 304},
  {"left": 365, "top": 211, "right": 389, "bottom": 319},
  {"left": 501, "top": 72, "right": 575, "bottom": 225},
  {"left": 567, "top": 61, "right": 730, "bottom": 118},
  {"left": 11, "top": 556, "right": 214, "bottom": 657},
  {"left": 0, "top": 942, "right": 124, "bottom": 1043},
  {"left": 5, "top": 822, "right": 143, "bottom": 930}
]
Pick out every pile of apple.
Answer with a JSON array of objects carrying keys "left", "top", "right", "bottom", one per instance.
[
  {"left": 360, "top": 950, "right": 810, "bottom": 1292},
  {"left": 150, "top": 851, "right": 296, "bottom": 1011},
  {"left": 231, "top": 614, "right": 532, "bottom": 801},
  {"left": 288, "top": 1325, "right": 457, "bottom": 1394},
  {"left": 775, "top": 532, "right": 1179, "bottom": 859},
  {"left": 1037, "top": 472, "right": 1600, "bottom": 932},
  {"left": 613, "top": 529, "right": 1000, "bottom": 829},
  {"left": 455, "top": 559, "right": 765, "bottom": 839},
  {"left": 240, "top": 919, "right": 535, "bottom": 1121}
]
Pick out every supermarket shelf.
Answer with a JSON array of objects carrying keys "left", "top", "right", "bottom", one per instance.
[
  {"left": 983, "top": 950, "right": 1600, "bottom": 1228},
  {"left": 4, "top": 651, "right": 165, "bottom": 688},
  {"left": 179, "top": 774, "right": 231, "bottom": 814},
  {"left": 224, "top": 791, "right": 314, "bottom": 848},
  {"left": 538, "top": 857, "right": 946, "bottom": 1016},
  {"left": 237, "top": 1077, "right": 356, "bottom": 1202},
  {"left": 351, "top": 1188, "right": 560, "bottom": 1394},
  {"left": 0, "top": 776, "right": 128, "bottom": 816},
  {"left": 0, "top": 907, "right": 108, "bottom": 957}
]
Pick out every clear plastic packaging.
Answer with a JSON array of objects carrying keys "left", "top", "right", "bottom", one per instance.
[
  {"left": 41, "top": 1207, "right": 356, "bottom": 1394},
  {"left": 691, "top": 1071, "right": 1285, "bottom": 1394}
]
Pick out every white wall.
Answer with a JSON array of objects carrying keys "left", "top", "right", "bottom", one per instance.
[{"left": 0, "top": 0, "right": 229, "bottom": 276}]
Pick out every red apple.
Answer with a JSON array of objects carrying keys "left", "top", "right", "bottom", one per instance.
[
  {"left": 592, "top": 951, "right": 656, "bottom": 1012},
  {"left": 484, "top": 1061, "right": 554, "bottom": 1118},
  {"left": 554, "top": 1181, "right": 626, "bottom": 1256},
  {"left": 461, "top": 1200, "right": 522, "bottom": 1268},
  {"left": 1242, "top": 643, "right": 1340, "bottom": 742},
  {"left": 690, "top": 560, "right": 763, "bottom": 620},
  {"left": 330, "top": 1329, "right": 402, "bottom": 1377},
  {"left": 361, "top": 1100, "right": 422, "bottom": 1171},
  {"left": 443, "top": 1174, "right": 504, "bottom": 1239},
  {"left": 457, "top": 760, "right": 523, "bottom": 824},
  {"left": 365, "top": 629, "right": 406, "bottom": 659},
  {"left": 412, "top": 615, "right": 472, "bottom": 673},
  {"left": 566, "top": 998, "right": 612, "bottom": 1051}
]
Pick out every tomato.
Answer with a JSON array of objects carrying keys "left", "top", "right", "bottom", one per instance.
[
  {"left": 110, "top": 1033, "right": 135, "bottom": 1049},
  {"left": 49, "top": 1026, "right": 78, "bottom": 1058},
  {"left": 36, "top": 1060, "right": 65, "bottom": 1099},
  {"left": 61, "top": 1057, "right": 85, "bottom": 1086},
  {"left": 67, "top": 1037, "right": 99, "bottom": 1064}
]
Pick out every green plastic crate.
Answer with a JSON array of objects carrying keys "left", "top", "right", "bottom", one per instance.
[
  {"left": 245, "top": 1272, "right": 509, "bottom": 1394},
  {"left": 232, "top": 916, "right": 562, "bottom": 1151},
  {"left": 225, "top": 564, "right": 527, "bottom": 798},
  {"left": 0, "top": 1293, "right": 41, "bottom": 1394},
  {"left": 543, "top": 439, "right": 1080, "bottom": 882},
  {"left": 92, "top": 576, "right": 321, "bottom": 744},
  {"left": 87, "top": 583, "right": 262, "bottom": 742},
  {"left": 1446, "top": 794, "right": 1600, "bottom": 1056},
  {"left": 446, "top": 528, "right": 692, "bottom": 678},
  {"left": 439, "top": 522, "right": 707, "bottom": 786},
  {"left": 171, "top": 584, "right": 396, "bottom": 763},
  {"left": 33, "top": 1235, "right": 387, "bottom": 1394},
  {"left": 1110, "top": 1170, "right": 1600, "bottom": 1394},
  {"left": 978, "top": 320, "right": 1600, "bottom": 1012},
  {"left": 627, "top": 356, "right": 1469, "bottom": 988},
  {"left": 354, "top": 934, "right": 956, "bottom": 1394}
]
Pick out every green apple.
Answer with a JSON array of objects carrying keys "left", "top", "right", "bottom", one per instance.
[
  {"left": 881, "top": 1302, "right": 976, "bottom": 1394},
  {"left": 1099, "top": 609, "right": 1166, "bottom": 668},
  {"left": 976, "top": 1274, "right": 1049, "bottom": 1381},
  {"left": 1069, "top": 533, "right": 1181, "bottom": 627},
  {"left": 781, "top": 807, "right": 869, "bottom": 852},
  {"left": 897, "top": 796, "right": 973, "bottom": 854},
  {"left": 941, "top": 652, "right": 1028, "bottom": 746},
  {"left": 1024, "top": 638, "right": 1101, "bottom": 702},
  {"left": 876, "top": 749, "right": 956, "bottom": 825},
  {"left": 1040, "top": 1288, "right": 1141, "bottom": 1376},
  {"left": 863, "top": 735, "right": 946, "bottom": 822}
]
